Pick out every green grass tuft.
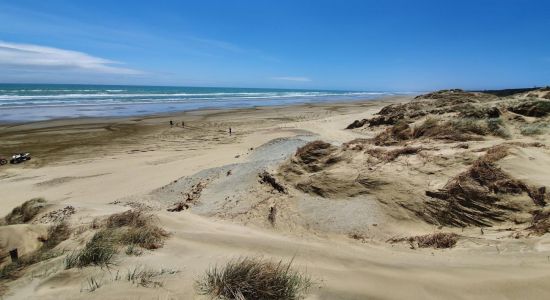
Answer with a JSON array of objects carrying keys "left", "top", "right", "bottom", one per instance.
[
  {"left": 196, "top": 257, "right": 311, "bottom": 300},
  {"left": 65, "top": 230, "right": 117, "bottom": 269}
]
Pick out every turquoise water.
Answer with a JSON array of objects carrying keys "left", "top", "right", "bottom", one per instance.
[{"left": 0, "top": 84, "right": 410, "bottom": 122}]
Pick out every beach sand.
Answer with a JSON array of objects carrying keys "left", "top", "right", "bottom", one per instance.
[{"left": 1, "top": 94, "right": 550, "bottom": 299}]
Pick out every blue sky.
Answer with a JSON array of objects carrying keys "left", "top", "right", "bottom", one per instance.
[{"left": 0, "top": 0, "right": 549, "bottom": 91}]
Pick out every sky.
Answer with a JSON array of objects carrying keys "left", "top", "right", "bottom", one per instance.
[{"left": 0, "top": 0, "right": 549, "bottom": 91}]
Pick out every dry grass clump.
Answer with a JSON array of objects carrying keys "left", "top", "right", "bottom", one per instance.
[
  {"left": 414, "top": 232, "right": 459, "bottom": 248},
  {"left": 528, "top": 209, "right": 550, "bottom": 235},
  {"left": 481, "top": 144, "right": 510, "bottom": 163},
  {"left": 105, "top": 210, "right": 150, "bottom": 228},
  {"left": 196, "top": 257, "right": 311, "bottom": 300},
  {"left": 508, "top": 100, "right": 550, "bottom": 117},
  {"left": 291, "top": 140, "right": 341, "bottom": 172},
  {"left": 104, "top": 210, "right": 169, "bottom": 249},
  {"left": 3, "top": 198, "right": 46, "bottom": 225},
  {"left": 459, "top": 106, "right": 500, "bottom": 119},
  {"left": 295, "top": 141, "right": 335, "bottom": 163},
  {"left": 373, "top": 121, "right": 412, "bottom": 145},
  {"left": 390, "top": 233, "right": 459, "bottom": 249},
  {"left": 424, "top": 149, "right": 546, "bottom": 227},
  {"left": 346, "top": 118, "right": 368, "bottom": 129},
  {"left": 107, "top": 210, "right": 169, "bottom": 249}
]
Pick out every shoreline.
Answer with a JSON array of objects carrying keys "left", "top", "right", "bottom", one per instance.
[{"left": 0, "top": 95, "right": 410, "bottom": 128}]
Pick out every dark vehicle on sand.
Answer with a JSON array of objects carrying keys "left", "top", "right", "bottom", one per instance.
[{"left": 10, "top": 153, "right": 31, "bottom": 164}]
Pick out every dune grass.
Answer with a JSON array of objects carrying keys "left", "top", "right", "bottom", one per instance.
[
  {"left": 120, "top": 225, "right": 169, "bottom": 250},
  {"left": 520, "top": 123, "right": 548, "bottom": 136},
  {"left": 65, "top": 210, "right": 169, "bottom": 269},
  {"left": 3, "top": 198, "right": 46, "bottom": 225},
  {"left": 65, "top": 229, "right": 117, "bottom": 269},
  {"left": 196, "top": 257, "right": 311, "bottom": 300}
]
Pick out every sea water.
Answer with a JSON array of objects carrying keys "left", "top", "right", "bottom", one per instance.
[{"left": 0, "top": 84, "right": 411, "bottom": 122}]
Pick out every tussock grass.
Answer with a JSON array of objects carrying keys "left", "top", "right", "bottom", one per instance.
[
  {"left": 196, "top": 257, "right": 311, "bottom": 300},
  {"left": 295, "top": 141, "right": 335, "bottom": 164},
  {"left": 105, "top": 210, "right": 150, "bottom": 228},
  {"left": 413, "top": 233, "right": 459, "bottom": 248},
  {"left": 65, "top": 210, "right": 169, "bottom": 269},
  {"left": 3, "top": 198, "right": 46, "bottom": 225},
  {"left": 120, "top": 225, "right": 169, "bottom": 250},
  {"left": 65, "top": 230, "right": 117, "bottom": 269}
]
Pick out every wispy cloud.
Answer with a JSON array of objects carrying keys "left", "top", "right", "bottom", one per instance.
[
  {"left": 271, "top": 76, "right": 312, "bottom": 82},
  {"left": 0, "top": 41, "right": 141, "bottom": 75}
]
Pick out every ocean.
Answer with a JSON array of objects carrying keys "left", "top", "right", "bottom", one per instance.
[{"left": 0, "top": 84, "right": 410, "bottom": 122}]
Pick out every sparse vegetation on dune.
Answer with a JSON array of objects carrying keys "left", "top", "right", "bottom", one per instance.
[
  {"left": 373, "top": 116, "right": 511, "bottom": 145},
  {"left": 424, "top": 145, "right": 547, "bottom": 227},
  {"left": 390, "top": 232, "right": 459, "bottom": 249},
  {"left": 196, "top": 257, "right": 311, "bottom": 300},
  {"left": 1, "top": 221, "right": 71, "bottom": 284},
  {"left": 281, "top": 140, "right": 383, "bottom": 198},
  {"left": 346, "top": 89, "right": 501, "bottom": 130},
  {"left": 3, "top": 198, "right": 47, "bottom": 225},
  {"left": 520, "top": 123, "right": 548, "bottom": 135},
  {"left": 65, "top": 210, "right": 169, "bottom": 269},
  {"left": 367, "top": 146, "right": 422, "bottom": 162}
]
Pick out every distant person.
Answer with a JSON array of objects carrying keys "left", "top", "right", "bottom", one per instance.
[
  {"left": 229, "top": 127, "right": 232, "bottom": 136},
  {"left": 170, "top": 120, "right": 174, "bottom": 127},
  {"left": 182, "top": 121, "right": 185, "bottom": 128}
]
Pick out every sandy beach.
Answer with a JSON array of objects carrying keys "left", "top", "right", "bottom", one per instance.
[{"left": 1, "top": 92, "right": 550, "bottom": 299}]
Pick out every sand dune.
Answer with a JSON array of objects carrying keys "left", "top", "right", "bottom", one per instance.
[{"left": 1, "top": 94, "right": 550, "bottom": 299}]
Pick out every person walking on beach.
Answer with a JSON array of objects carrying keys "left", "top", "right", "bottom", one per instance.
[
  {"left": 181, "top": 121, "right": 185, "bottom": 128},
  {"left": 170, "top": 120, "right": 174, "bottom": 127},
  {"left": 229, "top": 127, "right": 232, "bottom": 136}
]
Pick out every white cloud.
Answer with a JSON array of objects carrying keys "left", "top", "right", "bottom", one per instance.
[
  {"left": 0, "top": 41, "right": 141, "bottom": 75},
  {"left": 271, "top": 76, "right": 311, "bottom": 82}
]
